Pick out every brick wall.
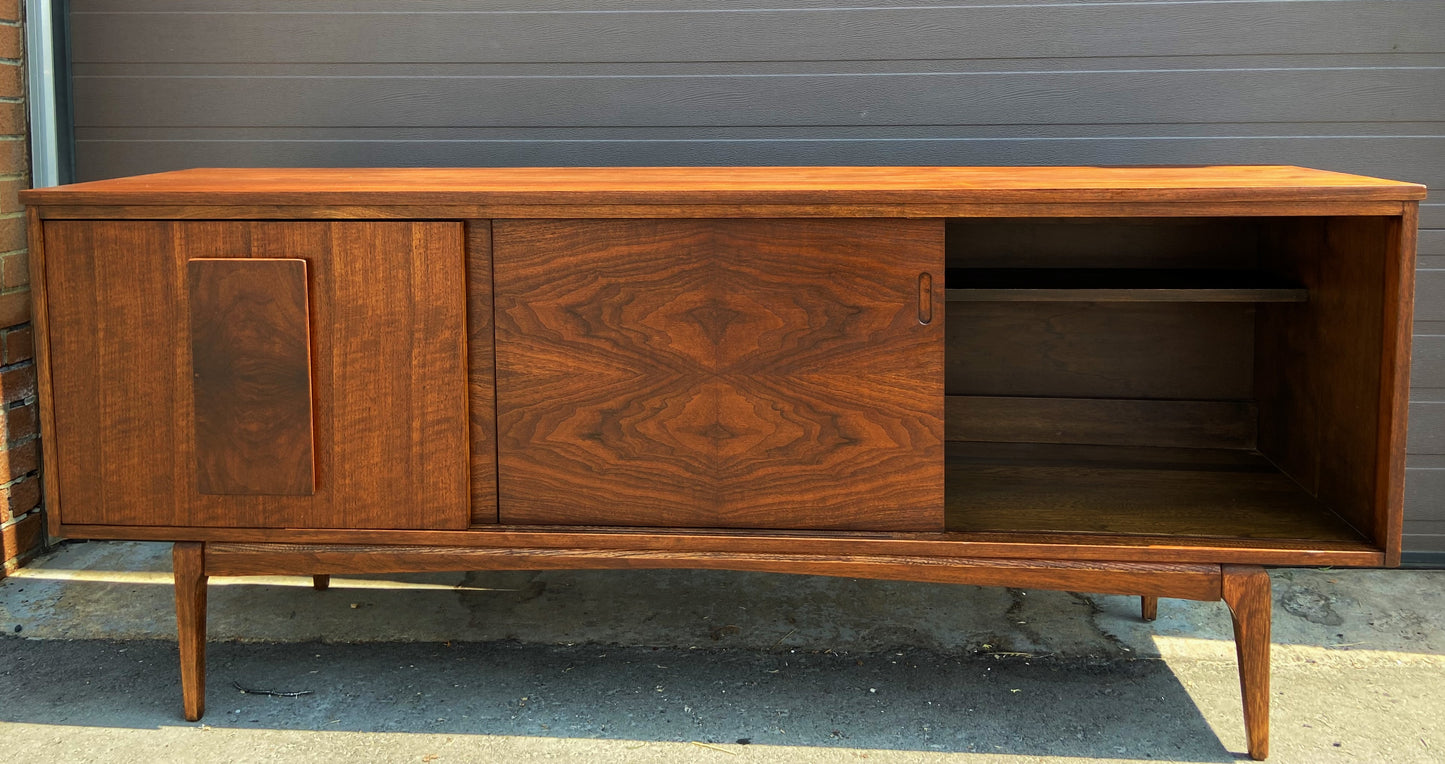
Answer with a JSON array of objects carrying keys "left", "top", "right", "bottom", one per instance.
[{"left": 0, "top": 0, "right": 41, "bottom": 576}]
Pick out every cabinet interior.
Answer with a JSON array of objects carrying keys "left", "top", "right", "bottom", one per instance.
[{"left": 942, "top": 216, "right": 1393, "bottom": 552}]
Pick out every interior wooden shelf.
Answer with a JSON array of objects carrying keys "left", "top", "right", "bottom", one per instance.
[
  {"left": 945, "top": 441, "right": 1369, "bottom": 544},
  {"left": 945, "top": 268, "right": 1308, "bottom": 303}
]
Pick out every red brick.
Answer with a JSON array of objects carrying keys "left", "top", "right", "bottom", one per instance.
[
  {"left": 0, "top": 102, "right": 23, "bottom": 137},
  {"left": 1, "top": 474, "right": 37, "bottom": 519},
  {"left": 0, "top": 138, "right": 25, "bottom": 175},
  {"left": 3, "top": 324, "right": 29, "bottom": 363},
  {"left": 1, "top": 252, "right": 25, "bottom": 287},
  {"left": 0, "top": 2, "right": 18, "bottom": 24},
  {"left": 2, "top": 399, "right": 33, "bottom": 441},
  {"left": 0, "top": 61, "right": 20, "bottom": 98},
  {"left": 0, "top": 24, "right": 20, "bottom": 61},
  {"left": 0, "top": 362, "right": 32, "bottom": 403},
  {"left": 0, "top": 287, "right": 26, "bottom": 326},
  {"left": 1, "top": 509, "right": 43, "bottom": 572},
  {"left": 0, "top": 178, "right": 23, "bottom": 213},
  {"left": 0, "top": 214, "right": 23, "bottom": 251},
  {"left": 0, "top": 437, "right": 36, "bottom": 480}
]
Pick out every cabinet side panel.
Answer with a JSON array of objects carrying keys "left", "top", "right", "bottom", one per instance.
[
  {"left": 467, "top": 221, "right": 498, "bottom": 523},
  {"left": 44, "top": 221, "right": 187, "bottom": 526},
  {"left": 1377, "top": 207, "right": 1416, "bottom": 565},
  {"left": 494, "top": 218, "right": 945, "bottom": 531},
  {"left": 1258, "top": 216, "right": 1393, "bottom": 548}
]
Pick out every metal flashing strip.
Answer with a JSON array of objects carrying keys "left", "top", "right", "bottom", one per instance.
[{"left": 25, "top": 0, "right": 62, "bottom": 187}]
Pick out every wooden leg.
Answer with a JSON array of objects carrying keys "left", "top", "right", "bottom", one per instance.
[
  {"left": 1222, "top": 565, "right": 1271, "bottom": 761},
  {"left": 313, "top": 574, "right": 330, "bottom": 591},
  {"left": 173, "top": 542, "right": 208, "bottom": 722},
  {"left": 1140, "top": 595, "right": 1158, "bottom": 622}
]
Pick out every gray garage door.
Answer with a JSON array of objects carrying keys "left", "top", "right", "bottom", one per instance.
[{"left": 68, "top": 0, "right": 1445, "bottom": 562}]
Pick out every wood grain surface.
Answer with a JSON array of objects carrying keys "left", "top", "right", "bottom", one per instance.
[
  {"left": 172, "top": 542, "right": 207, "bottom": 722},
  {"left": 1222, "top": 564, "right": 1272, "bottom": 761},
  {"left": 1376, "top": 206, "right": 1417, "bottom": 566},
  {"left": 1256, "top": 216, "right": 1399, "bottom": 554},
  {"left": 945, "top": 442, "right": 1367, "bottom": 543},
  {"left": 42, "top": 220, "right": 469, "bottom": 529},
  {"left": 946, "top": 301, "right": 1256, "bottom": 399},
  {"left": 24, "top": 207, "right": 63, "bottom": 538},
  {"left": 946, "top": 395, "right": 1257, "bottom": 450},
  {"left": 466, "top": 221, "right": 499, "bottom": 523},
  {"left": 494, "top": 218, "right": 944, "bottom": 530},
  {"left": 19, "top": 166, "right": 1426, "bottom": 209},
  {"left": 57, "top": 521, "right": 1384, "bottom": 568},
  {"left": 188, "top": 258, "right": 314, "bottom": 496},
  {"left": 1141, "top": 595, "right": 1159, "bottom": 622},
  {"left": 202, "top": 542, "right": 1224, "bottom": 601},
  {"left": 29, "top": 200, "right": 1411, "bottom": 222}
]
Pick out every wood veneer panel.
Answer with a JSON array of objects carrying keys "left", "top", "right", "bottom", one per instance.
[
  {"left": 59, "top": 523, "right": 1383, "bottom": 567},
  {"left": 947, "top": 301, "right": 1255, "bottom": 399},
  {"left": 19, "top": 166, "right": 1426, "bottom": 208},
  {"left": 188, "top": 258, "right": 314, "bottom": 496},
  {"left": 45, "top": 221, "right": 186, "bottom": 526},
  {"left": 1222, "top": 565, "right": 1272, "bottom": 761},
  {"left": 1256, "top": 216, "right": 1405, "bottom": 553},
  {"left": 946, "top": 395, "right": 1257, "bottom": 450},
  {"left": 466, "top": 222, "right": 498, "bottom": 524},
  {"left": 203, "top": 543, "right": 1224, "bottom": 601},
  {"left": 42, "top": 220, "right": 468, "bottom": 530},
  {"left": 1377, "top": 206, "right": 1417, "bottom": 566},
  {"left": 945, "top": 442, "right": 1368, "bottom": 543},
  {"left": 30, "top": 200, "right": 1411, "bottom": 222},
  {"left": 25, "top": 208, "right": 63, "bottom": 537},
  {"left": 172, "top": 542, "right": 207, "bottom": 722},
  {"left": 494, "top": 218, "right": 944, "bottom": 530},
  {"left": 325, "top": 222, "right": 469, "bottom": 530}
]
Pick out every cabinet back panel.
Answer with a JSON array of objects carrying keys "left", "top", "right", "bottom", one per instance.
[
  {"left": 946, "top": 395, "right": 1257, "bottom": 450},
  {"left": 43, "top": 220, "right": 471, "bottom": 529},
  {"left": 946, "top": 301, "right": 1256, "bottom": 400},
  {"left": 946, "top": 218, "right": 1261, "bottom": 270}
]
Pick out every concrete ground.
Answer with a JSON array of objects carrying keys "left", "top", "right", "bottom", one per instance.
[{"left": 0, "top": 541, "right": 1442, "bottom": 763}]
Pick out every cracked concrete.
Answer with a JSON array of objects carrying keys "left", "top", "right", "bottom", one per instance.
[{"left": 2, "top": 540, "right": 1444, "bottom": 763}]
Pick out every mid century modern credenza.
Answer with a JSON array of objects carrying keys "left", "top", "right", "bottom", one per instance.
[{"left": 21, "top": 166, "right": 1428, "bottom": 759}]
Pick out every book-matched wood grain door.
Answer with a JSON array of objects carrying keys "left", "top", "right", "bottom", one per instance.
[
  {"left": 42, "top": 220, "right": 475, "bottom": 529},
  {"left": 493, "top": 219, "right": 945, "bottom": 530}
]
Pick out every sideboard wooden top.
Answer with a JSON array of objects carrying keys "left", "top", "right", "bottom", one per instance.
[{"left": 20, "top": 166, "right": 1427, "bottom": 208}]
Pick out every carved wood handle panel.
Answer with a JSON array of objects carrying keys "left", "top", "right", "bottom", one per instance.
[
  {"left": 493, "top": 218, "right": 945, "bottom": 531},
  {"left": 188, "top": 258, "right": 315, "bottom": 495}
]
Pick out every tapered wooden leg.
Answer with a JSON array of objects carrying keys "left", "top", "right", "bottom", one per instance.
[
  {"left": 173, "top": 542, "right": 208, "bottom": 722},
  {"left": 313, "top": 574, "right": 330, "bottom": 590},
  {"left": 1140, "top": 595, "right": 1158, "bottom": 622},
  {"left": 1222, "top": 565, "right": 1271, "bottom": 761}
]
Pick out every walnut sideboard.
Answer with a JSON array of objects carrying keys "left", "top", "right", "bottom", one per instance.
[{"left": 20, "top": 166, "right": 1428, "bottom": 759}]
